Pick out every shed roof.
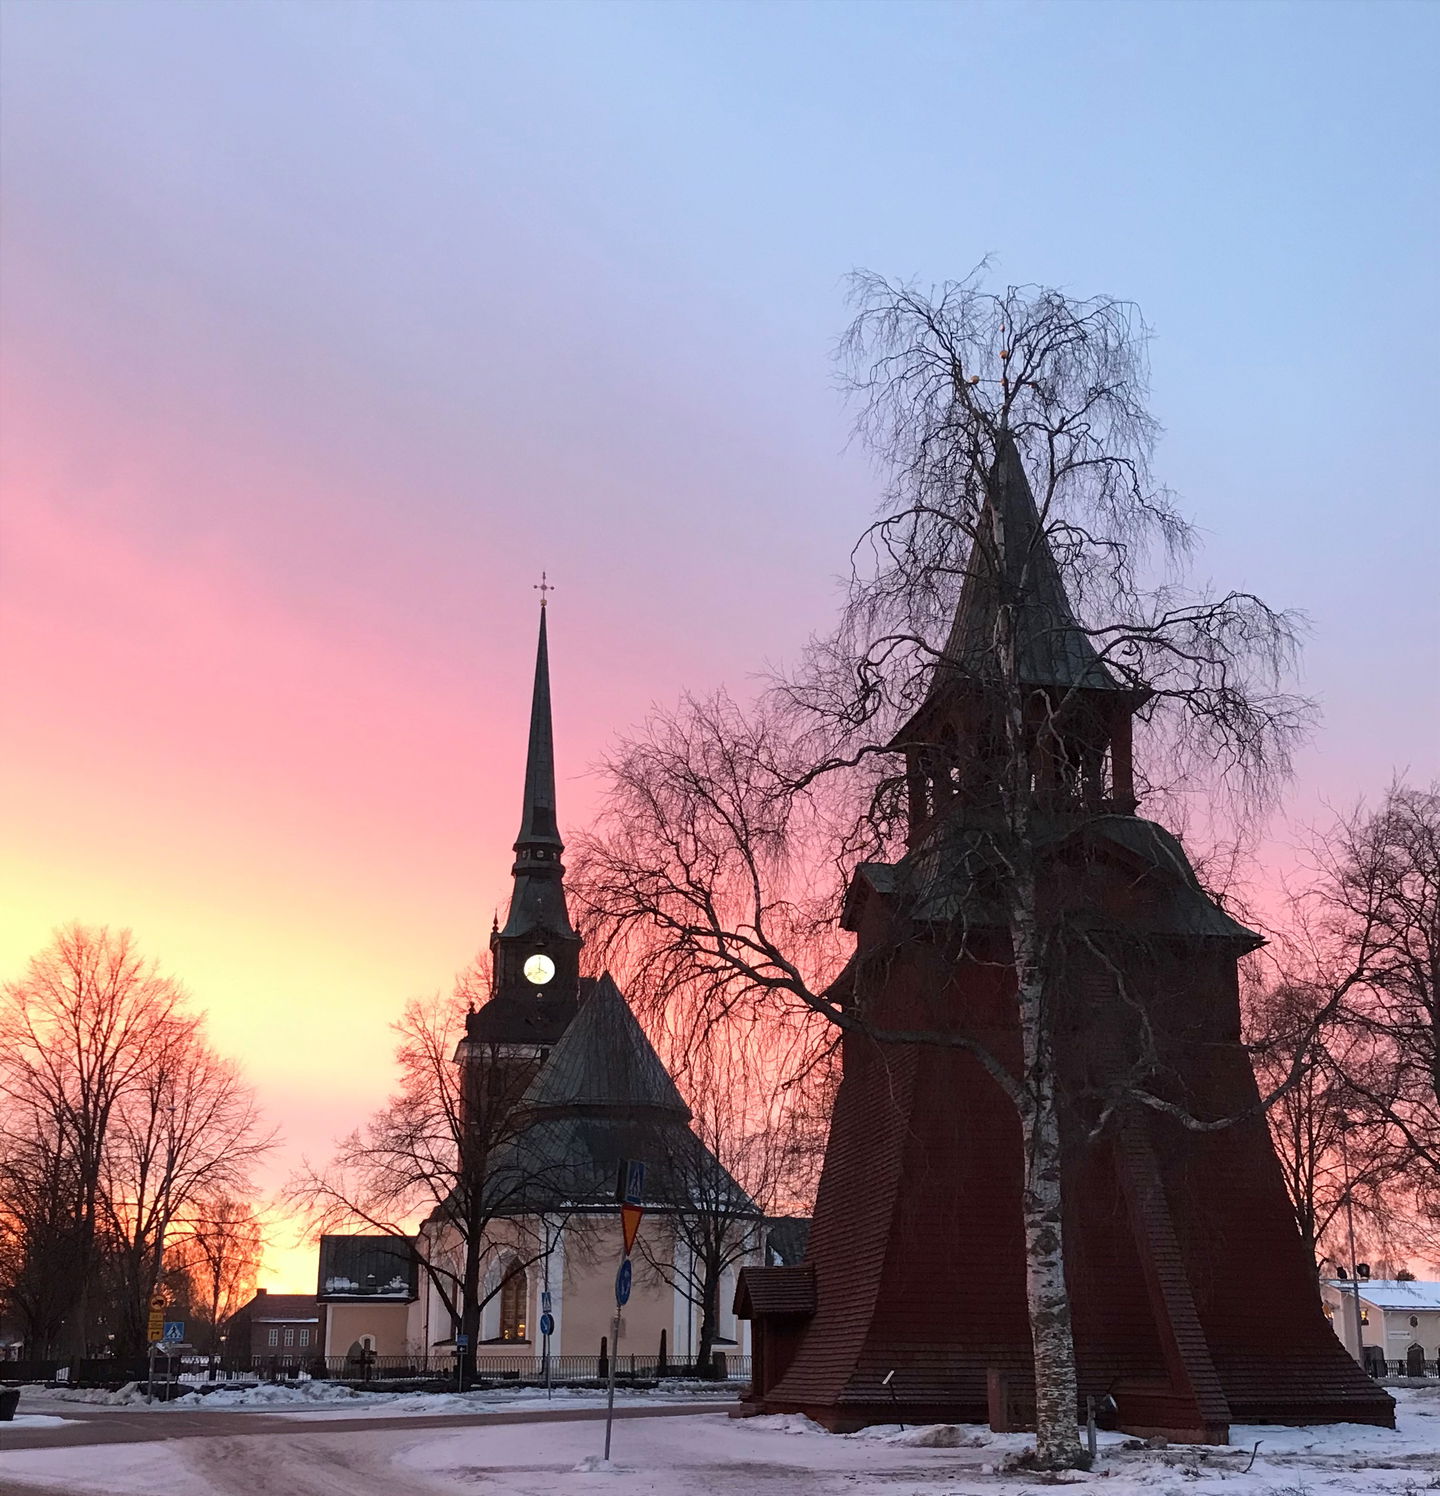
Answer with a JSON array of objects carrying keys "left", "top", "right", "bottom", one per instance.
[{"left": 734, "top": 1264, "right": 817, "bottom": 1318}]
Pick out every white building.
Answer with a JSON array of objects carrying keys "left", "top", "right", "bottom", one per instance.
[{"left": 1322, "top": 1277, "right": 1440, "bottom": 1371}]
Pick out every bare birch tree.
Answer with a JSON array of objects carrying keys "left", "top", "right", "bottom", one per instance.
[
  {"left": 288, "top": 981, "right": 571, "bottom": 1382},
  {"left": 574, "top": 271, "right": 1310, "bottom": 1467},
  {"left": 1245, "top": 971, "right": 1394, "bottom": 1266},
  {"left": 102, "top": 1026, "right": 273, "bottom": 1354},
  {"left": 1308, "top": 783, "right": 1440, "bottom": 1209}
]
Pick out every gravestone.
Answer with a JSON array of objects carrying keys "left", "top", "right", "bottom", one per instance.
[{"left": 1407, "top": 1343, "right": 1427, "bottom": 1378}]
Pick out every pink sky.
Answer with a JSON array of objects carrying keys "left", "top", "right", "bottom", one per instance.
[{"left": 3, "top": 2, "right": 1434, "bottom": 1289}]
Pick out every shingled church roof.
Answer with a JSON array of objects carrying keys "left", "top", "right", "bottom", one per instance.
[
  {"left": 483, "top": 974, "right": 755, "bottom": 1218},
  {"left": 522, "top": 973, "right": 691, "bottom": 1122}
]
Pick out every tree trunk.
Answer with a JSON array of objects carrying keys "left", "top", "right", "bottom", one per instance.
[
  {"left": 695, "top": 1258, "right": 720, "bottom": 1376},
  {"left": 1012, "top": 845, "right": 1084, "bottom": 1469},
  {"left": 460, "top": 1224, "right": 483, "bottom": 1387},
  {"left": 1019, "top": 1083, "right": 1082, "bottom": 1467}
]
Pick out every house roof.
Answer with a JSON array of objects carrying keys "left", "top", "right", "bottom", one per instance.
[
  {"left": 318, "top": 1234, "right": 420, "bottom": 1302},
  {"left": 1329, "top": 1279, "right": 1440, "bottom": 1310},
  {"left": 231, "top": 1292, "right": 318, "bottom": 1323}
]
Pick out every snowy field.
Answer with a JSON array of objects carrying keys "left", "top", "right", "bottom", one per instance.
[{"left": 0, "top": 1385, "right": 1435, "bottom": 1494}]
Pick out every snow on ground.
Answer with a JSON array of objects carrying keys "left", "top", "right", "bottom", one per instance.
[
  {"left": 23, "top": 1376, "right": 737, "bottom": 1418},
  {"left": 1, "top": 1388, "right": 1436, "bottom": 1494}
]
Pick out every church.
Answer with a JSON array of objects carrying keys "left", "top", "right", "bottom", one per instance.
[{"left": 317, "top": 601, "right": 759, "bottom": 1373}]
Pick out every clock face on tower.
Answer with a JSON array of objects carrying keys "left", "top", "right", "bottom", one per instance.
[{"left": 523, "top": 953, "right": 556, "bottom": 986}]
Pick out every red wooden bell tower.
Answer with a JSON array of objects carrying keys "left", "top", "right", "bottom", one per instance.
[{"left": 737, "top": 442, "right": 1392, "bottom": 1440}]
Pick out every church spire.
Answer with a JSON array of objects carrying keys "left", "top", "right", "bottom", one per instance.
[
  {"left": 513, "top": 601, "right": 563, "bottom": 864},
  {"left": 496, "top": 598, "right": 578, "bottom": 944}
]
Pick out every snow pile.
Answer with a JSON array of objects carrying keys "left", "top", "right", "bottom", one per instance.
[
  {"left": 182, "top": 1380, "right": 364, "bottom": 1408},
  {"left": 37, "top": 1382, "right": 154, "bottom": 1407},
  {"left": 862, "top": 1422, "right": 988, "bottom": 1447},
  {"left": 737, "top": 1413, "right": 829, "bottom": 1436}
]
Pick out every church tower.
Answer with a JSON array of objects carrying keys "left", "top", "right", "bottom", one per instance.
[
  {"left": 737, "top": 437, "right": 1394, "bottom": 1440},
  {"left": 459, "top": 598, "right": 584, "bottom": 1104}
]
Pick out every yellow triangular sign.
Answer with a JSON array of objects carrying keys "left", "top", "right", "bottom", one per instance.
[{"left": 620, "top": 1202, "right": 644, "bottom": 1256}]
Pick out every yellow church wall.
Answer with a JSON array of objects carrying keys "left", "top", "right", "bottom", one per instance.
[
  {"left": 323, "top": 1300, "right": 412, "bottom": 1359},
  {"left": 557, "top": 1215, "right": 674, "bottom": 1363}
]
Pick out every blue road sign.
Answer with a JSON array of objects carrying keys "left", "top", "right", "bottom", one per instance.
[
  {"left": 455, "top": 1333, "right": 470, "bottom": 1350},
  {"left": 541, "top": 1289, "right": 552, "bottom": 1314},
  {"left": 539, "top": 1312, "right": 555, "bottom": 1337},
  {"left": 162, "top": 1321, "right": 185, "bottom": 1343},
  {"left": 615, "top": 1259, "right": 632, "bottom": 1307},
  {"left": 624, "top": 1160, "right": 645, "bottom": 1206}
]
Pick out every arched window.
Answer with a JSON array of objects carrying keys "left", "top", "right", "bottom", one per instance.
[{"left": 499, "top": 1262, "right": 528, "bottom": 1341}]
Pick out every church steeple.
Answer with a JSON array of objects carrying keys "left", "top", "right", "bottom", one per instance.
[
  {"left": 511, "top": 602, "right": 565, "bottom": 872},
  {"left": 893, "top": 434, "right": 1149, "bottom": 841},
  {"left": 496, "top": 602, "right": 578, "bottom": 946},
  {"left": 461, "top": 593, "right": 585, "bottom": 1098}
]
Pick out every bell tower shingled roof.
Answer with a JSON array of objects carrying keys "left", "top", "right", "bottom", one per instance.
[{"left": 925, "top": 433, "right": 1124, "bottom": 703}]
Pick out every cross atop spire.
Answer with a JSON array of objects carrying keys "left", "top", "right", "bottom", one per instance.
[{"left": 533, "top": 570, "right": 555, "bottom": 608}]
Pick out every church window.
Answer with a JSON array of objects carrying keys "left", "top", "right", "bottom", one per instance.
[
  {"left": 499, "top": 1262, "right": 528, "bottom": 1341},
  {"left": 267, "top": 1328, "right": 279, "bottom": 1346},
  {"left": 300, "top": 1328, "right": 310, "bottom": 1346},
  {"left": 284, "top": 1326, "right": 294, "bottom": 1345}
]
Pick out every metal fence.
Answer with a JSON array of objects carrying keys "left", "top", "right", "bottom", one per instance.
[{"left": 1372, "top": 1355, "right": 1440, "bottom": 1379}]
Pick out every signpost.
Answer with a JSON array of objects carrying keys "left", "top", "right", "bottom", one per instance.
[
  {"left": 145, "top": 1294, "right": 166, "bottom": 1405},
  {"left": 603, "top": 1159, "right": 646, "bottom": 1462},
  {"left": 454, "top": 1333, "right": 469, "bottom": 1394},
  {"left": 540, "top": 1285, "right": 554, "bottom": 1398},
  {"left": 146, "top": 1292, "right": 165, "bottom": 1345}
]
